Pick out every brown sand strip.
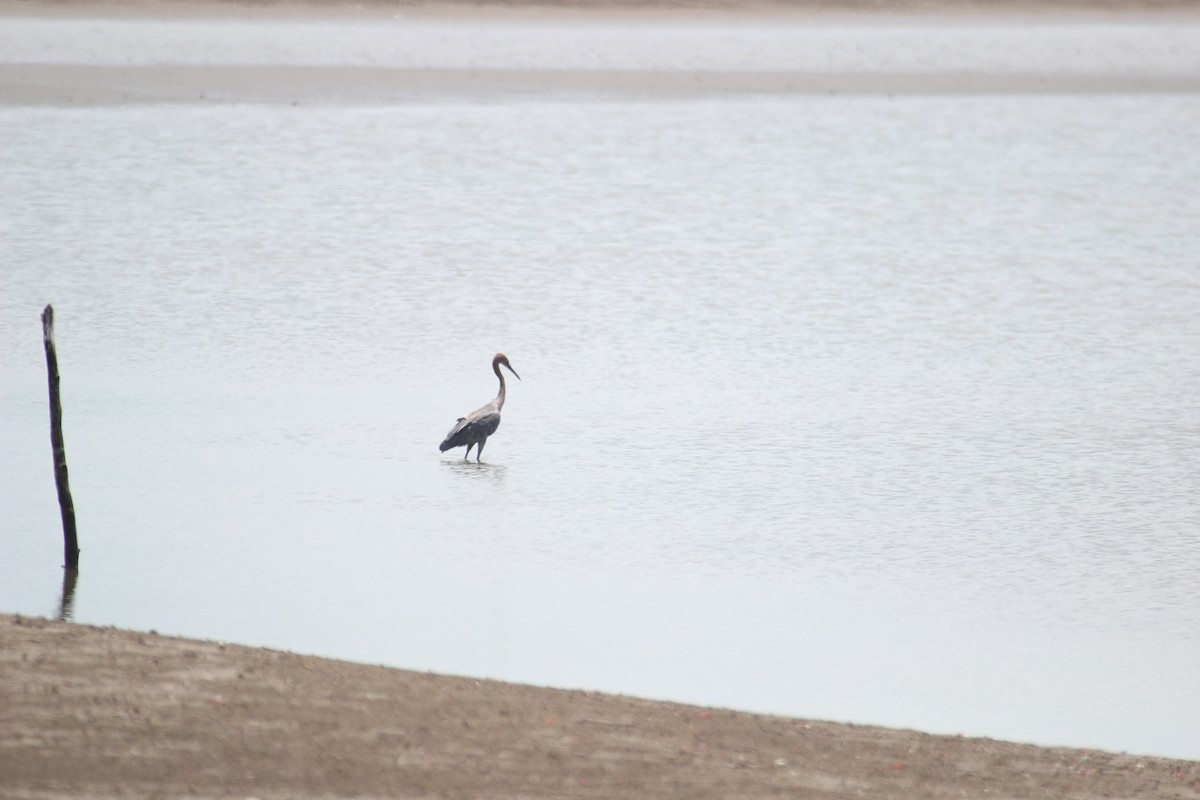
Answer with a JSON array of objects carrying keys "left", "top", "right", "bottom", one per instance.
[
  {"left": 1, "top": 613, "right": 1197, "bottom": 799},
  {"left": 4, "top": 64, "right": 1200, "bottom": 106}
]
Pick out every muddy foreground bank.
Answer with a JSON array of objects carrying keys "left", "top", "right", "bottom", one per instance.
[{"left": 1, "top": 613, "right": 1197, "bottom": 798}]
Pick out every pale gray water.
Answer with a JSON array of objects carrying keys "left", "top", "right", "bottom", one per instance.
[
  {"left": 2, "top": 93, "right": 1199, "bottom": 760},
  {"left": 4, "top": 12, "right": 1200, "bottom": 76}
]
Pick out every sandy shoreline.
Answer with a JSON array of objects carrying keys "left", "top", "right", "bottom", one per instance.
[{"left": 2, "top": 613, "right": 1197, "bottom": 799}]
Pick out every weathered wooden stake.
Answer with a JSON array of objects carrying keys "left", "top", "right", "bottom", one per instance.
[{"left": 42, "top": 305, "right": 79, "bottom": 569}]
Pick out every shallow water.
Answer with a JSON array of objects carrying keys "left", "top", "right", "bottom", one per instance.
[
  {"left": 2, "top": 94, "right": 1199, "bottom": 759},
  {"left": 4, "top": 12, "right": 1200, "bottom": 77}
]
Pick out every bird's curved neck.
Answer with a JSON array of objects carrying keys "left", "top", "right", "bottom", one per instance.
[{"left": 493, "top": 360, "right": 507, "bottom": 409}]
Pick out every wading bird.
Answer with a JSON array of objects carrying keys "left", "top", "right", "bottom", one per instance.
[{"left": 439, "top": 353, "right": 520, "bottom": 462}]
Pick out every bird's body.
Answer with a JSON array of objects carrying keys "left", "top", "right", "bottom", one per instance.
[{"left": 439, "top": 353, "right": 520, "bottom": 462}]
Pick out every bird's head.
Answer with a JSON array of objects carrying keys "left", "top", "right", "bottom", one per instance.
[{"left": 494, "top": 353, "right": 521, "bottom": 381}]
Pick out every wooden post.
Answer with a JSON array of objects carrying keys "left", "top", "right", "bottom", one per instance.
[{"left": 42, "top": 305, "right": 79, "bottom": 569}]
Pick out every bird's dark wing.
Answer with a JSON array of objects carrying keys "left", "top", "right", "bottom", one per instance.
[
  {"left": 440, "top": 417, "right": 469, "bottom": 450},
  {"left": 439, "top": 411, "right": 501, "bottom": 452}
]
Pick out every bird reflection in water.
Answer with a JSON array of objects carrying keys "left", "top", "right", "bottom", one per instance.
[{"left": 443, "top": 459, "right": 508, "bottom": 482}]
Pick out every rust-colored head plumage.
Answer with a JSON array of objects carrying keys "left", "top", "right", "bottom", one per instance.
[{"left": 493, "top": 353, "right": 520, "bottom": 381}]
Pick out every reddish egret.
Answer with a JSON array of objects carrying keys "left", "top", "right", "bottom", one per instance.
[{"left": 439, "top": 353, "right": 520, "bottom": 462}]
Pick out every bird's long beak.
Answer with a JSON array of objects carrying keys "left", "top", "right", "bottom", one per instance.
[{"left": 505, "top": 363, "right": 521, "bottom": 381}]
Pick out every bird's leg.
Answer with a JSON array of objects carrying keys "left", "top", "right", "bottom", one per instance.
[
  {"left": 476, "top": 438, "right": 486, "bottom": 463},
  {"left": 463, "top": 443, "right": 473, "bottom": 460}
]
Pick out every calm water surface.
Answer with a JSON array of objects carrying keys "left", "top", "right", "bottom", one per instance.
[
  {"left": 5, "top": 14, "right": 1200, "bottom": 75},
  {"left": 2, "top": 94, "right": 1199, "bottom": 759}
]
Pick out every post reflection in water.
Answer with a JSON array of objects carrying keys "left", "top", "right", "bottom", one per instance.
[{"left": 57, "top": 568, "right": 78, "bottom": 622}]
